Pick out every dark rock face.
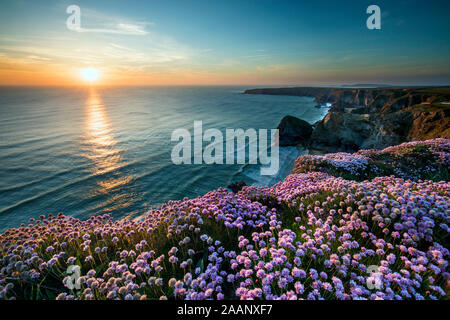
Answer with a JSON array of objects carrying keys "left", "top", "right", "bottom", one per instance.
[
  {"left": 309, "top": 113, "right": 376, "bottom": 152},
  {"left": 309, "top": 109, "right": 450, "bottom": 152},
  {"left": 227, "top": 181, "right": 247, "bottom": 193},
  {"left": 277, "top": 115, "right": 313, "bottom": 147},
  {"left": 309, "top": 111, "right": 415, "bottom": 152}
]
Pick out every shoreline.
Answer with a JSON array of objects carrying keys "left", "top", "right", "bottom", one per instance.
[{"left": 231, "top": 95, "right": 329, "bottom": 188}]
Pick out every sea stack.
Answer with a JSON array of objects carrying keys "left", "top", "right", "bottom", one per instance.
[{"left": 277, "top": 115, "right": 313, "bottom": 147}]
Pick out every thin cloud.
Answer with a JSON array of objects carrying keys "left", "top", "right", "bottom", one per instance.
[
  {"left": 242, "top": 54, "right": 270, "bottom": 60},
  {"left": 74, "top": 23, "right": 148, "bottom": 36},
  {"left": 27, "top": 55, "right": 52, "bottom": 61}
]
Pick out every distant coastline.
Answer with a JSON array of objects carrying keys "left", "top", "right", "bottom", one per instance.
[{"left": 244, "top": 85, "right": 450, "bottom": 153}]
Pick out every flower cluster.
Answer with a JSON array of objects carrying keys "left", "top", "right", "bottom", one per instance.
[
  {"left": 293, "top": 153, "right": 371, "bottom": 176},
  {"left": 293, "top": 138, "right": 449, "bottom": 181},
  {"left": 231, "top": 174, "right": 449, "bottom": 300}
]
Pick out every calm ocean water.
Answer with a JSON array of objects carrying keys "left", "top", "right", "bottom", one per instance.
[{"left": 0, "top": 86, "right": 327, "bottom": 231}]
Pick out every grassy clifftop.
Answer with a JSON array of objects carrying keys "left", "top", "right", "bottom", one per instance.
[
  {"left": 1, "top": 139, "right": 449, "bottom": 300},
  {"left": 293, "top": 138, "right": 449, "bottom": 182}
]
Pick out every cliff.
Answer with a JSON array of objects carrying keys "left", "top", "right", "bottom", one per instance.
[
  {"left": 1, "top": 139, "right": 448, "bottom": 300},
  {"left": 245, "top": 86, "right": 450, "bottom": 152}
]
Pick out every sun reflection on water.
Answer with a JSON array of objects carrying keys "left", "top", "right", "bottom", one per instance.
[{"left": 83, "top": 88, "right": 135, "bottom": 213}]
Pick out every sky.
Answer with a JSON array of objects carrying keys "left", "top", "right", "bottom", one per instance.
[{"left": 0, "top": 0, "right": 449, "bottom": 86}]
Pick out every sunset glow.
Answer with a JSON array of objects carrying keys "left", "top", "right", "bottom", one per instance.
[
  {"left": 80, "top": 67, "right": 100, "bottom": 83},
  {"left": 0, "top": 1, "right": 449, "bottom": 86}
]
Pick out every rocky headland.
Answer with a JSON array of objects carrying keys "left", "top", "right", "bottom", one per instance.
[{"left": 245, "top": 86, "right": 450, "bottom": 153}]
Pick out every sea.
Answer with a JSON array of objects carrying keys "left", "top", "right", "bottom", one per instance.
[{"left": 0, "top": 86, "right": 328, "bottom": 231}]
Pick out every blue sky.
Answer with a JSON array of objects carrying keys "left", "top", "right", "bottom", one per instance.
[{"left": 0, "top": 0, "right": 449, "bottom": 85}]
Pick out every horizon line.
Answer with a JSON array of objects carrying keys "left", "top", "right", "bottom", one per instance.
[{"left": 1, "top": 83, "right": 450, "bottom": 88}]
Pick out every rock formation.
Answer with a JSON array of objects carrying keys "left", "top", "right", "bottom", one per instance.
[
  {"left": 245, "top": 86, "right": 450, "bottom": 152},
  {"left": 277, "top": 115, "right": 313, "bottom": 147},
  {"left": 227, "top": 181, "right": 247, "bottom": 193}
]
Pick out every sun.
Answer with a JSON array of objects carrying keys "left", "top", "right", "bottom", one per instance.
[{"left": 80, "top": 67, "right": 100, "bottom": 82}]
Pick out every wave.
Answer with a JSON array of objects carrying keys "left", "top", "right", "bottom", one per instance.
[{"left": 236, "top": 146, "right": 307, "bottom": 187}]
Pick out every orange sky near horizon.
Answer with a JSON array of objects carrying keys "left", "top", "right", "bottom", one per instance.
[
  {"left": 1, "top": 1, "right": 450, "bottom": 87},
  {"left": 2, "top": 57, "right": 447, "bottom": 87},
  {"left": 0, "top": 63, "right": 321, "bottom": 87}
]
